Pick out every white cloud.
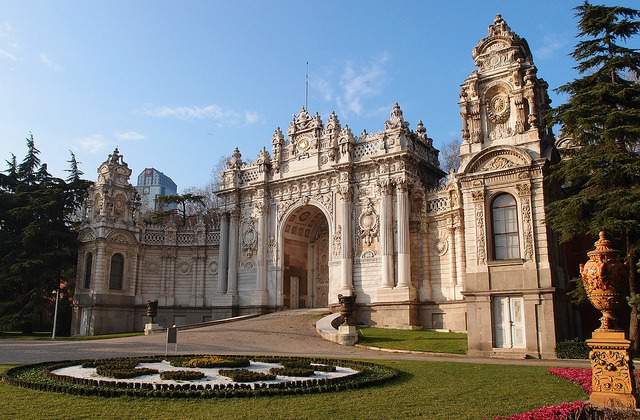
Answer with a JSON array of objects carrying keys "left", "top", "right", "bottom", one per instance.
[
  {"left": 0, "top": 48, "right": 17, "bottom": 62},
  {"left": 140, "top": 104, "right": 261, "bottom": 126},
  {"left": 244, "top": 111, "right": 260, "bottom": 125},
  {"left": 311, "top": 76, "right": 333, "bottom": 102},
  {"left": 534, "top": 34, "right": 566, "bottom": 60},
  {"left": 0, "top": 22, "right": 18, "bottom": 62},
  {"left": 39, "top": 53, "right": 62, "bottom": 72},
  {"left": 116, "top": 130, "right": 146, "bottom": 141},
  {"left": 336, "top": 52, "right": 390, "bottom": 117},
  {"left": 77, "top": 134, "right": 107, "bottom": 154}
]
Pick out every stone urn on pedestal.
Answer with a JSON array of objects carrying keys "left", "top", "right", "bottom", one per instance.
[
  {"left": 337, "top": 293, "right": 358, "bottom": 345},
  {"left": 580, "top": 231, "right": 637, "bottom": 408},
  {"left": 144, "top": 300, "right": 161, "bottom": 336}
]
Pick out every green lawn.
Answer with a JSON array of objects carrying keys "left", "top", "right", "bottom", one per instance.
[
  {"left": 0, "top": 361, "right": 586, "bottom": 419},
  {"left": 358, "top": 328, "right": 468, "bottom": 354},
  {"left": 0, "top": 331, "right": 143, "bottom": 341}
]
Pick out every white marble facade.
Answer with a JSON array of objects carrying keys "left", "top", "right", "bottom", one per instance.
[{"left": 72, "top": 15, "right": 571, "bottom": 358}]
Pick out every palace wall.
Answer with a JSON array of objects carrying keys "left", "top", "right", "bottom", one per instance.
[{"left": 72, "top": 14, "right": 577, "bottom": 359}]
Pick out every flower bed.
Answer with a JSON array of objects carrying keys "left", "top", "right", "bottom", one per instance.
[
  {"left": 548, "top": 368, "right": 592, "bottom": 394},
  {"left": 95, "top": 366, "right": 159, "bottom": 379},
  {"left": 312, "top": 364, "right": 337, "bottom": 372},
  {"left": 218, "top": 369, "right": 275, "bottom": 382},
  {"left": 160, "top": 370, "right": 205, "bottom": 381},
  {"left": 269, "top": 367, "right": 315, "bottom": 377},
  {"left": 0, "top": 355, "right": 398, "bottom": 399},
  {"left": 171, "top": 356, "right": 250, "bottom": 369}
]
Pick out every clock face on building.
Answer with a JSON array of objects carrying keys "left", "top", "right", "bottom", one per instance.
[{"left": 297, "top": 136, "right": 311, "bottom": 153}]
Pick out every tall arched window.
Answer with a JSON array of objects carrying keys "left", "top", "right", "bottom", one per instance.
[
  {"left": 109, "top": 253, "right": 124, "bottom": 290},
  {"left": 491, "top": 194, "right": 520, "bottom": 260},
  {"left": 83, "top": 253, "right": 93, "bottom": 289}
]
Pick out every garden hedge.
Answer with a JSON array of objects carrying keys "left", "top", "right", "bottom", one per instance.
[
  {"left": 160, "top": 370, "right": 205, "bottom": 381},
  {"left": 0, "top": 355, "right": 398, "bottom": 399},
  {"left": 556, "top": 339, "right": 589, "bottom": 359},
  {"left": 218, "top": 369, "right": 276, "bottom": 382}
]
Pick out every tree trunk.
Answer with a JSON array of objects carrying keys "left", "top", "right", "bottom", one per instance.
[{"left": 627, "top": 250, "right": 639, "bottom": 353}]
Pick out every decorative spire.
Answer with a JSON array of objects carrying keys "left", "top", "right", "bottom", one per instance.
[
  {"left": 228, "top": 147, "right": 243, "bottom": 169},
  {"left": 416, "top": 120, "right": 427, "bottom": 140},
  {"left": 384, "top": 102, "right": 409, "bottom": 132},
  {"left": 272, "top": 127, "right": 285, "bottom": 145}
]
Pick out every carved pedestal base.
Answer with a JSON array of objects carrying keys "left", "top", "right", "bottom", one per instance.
[{"left": 587, "top": 330, "right": 638, "bottom": 409}]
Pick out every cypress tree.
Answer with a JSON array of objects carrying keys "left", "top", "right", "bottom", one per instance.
[{"left": 548, "top": 2, "right": 640, "bottom": 345}]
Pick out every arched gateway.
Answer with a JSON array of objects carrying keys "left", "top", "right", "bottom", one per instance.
[
  {"left": 73, "top": 15, "right": 575, "bottom": 359},
  {"left": 280, "top": 205, "right": 330, "bottom": 309}
]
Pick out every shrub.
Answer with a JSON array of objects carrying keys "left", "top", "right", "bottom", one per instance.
[
  {"left": 556, "top": 339, "right": 589, "bottom": 359},
  {"left": 281, "top": 360, "right": 312, "bottom": 369},
  {"left": 160, "top": 370, "right": 205, "bottom": 381},
  {"left": 218, "top": 369, "right": 276, "bottom": 382},
  {"left": 270, "top": 367, "right": 315, "bottom": 377},
  {"left": 95, "top": 366, "right": 159, "bottom": 379},
  {"left": 171, "top": 356, "right": 250, "bottom": 368},
  {"left": 312, "top": 364, "right": 337, "bottom": 372}
]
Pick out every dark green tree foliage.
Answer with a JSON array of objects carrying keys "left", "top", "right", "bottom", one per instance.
[
  {"left": 0, "top": 135, "right": 90, "bottom": 333},
  {"left": 156, "top": 193, "right": 205, "bottom": 226},
  {"left": 548, "top": 2, "right": 640, "bottom": 343}
]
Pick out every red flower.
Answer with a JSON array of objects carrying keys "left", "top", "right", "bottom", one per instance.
[{"left": 548, "top": 367, "right": 592, "bottom": 394}]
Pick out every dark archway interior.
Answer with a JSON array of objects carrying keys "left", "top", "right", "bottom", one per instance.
[{"left": 282, "top": 205, "right": 329, "bottom": 309}]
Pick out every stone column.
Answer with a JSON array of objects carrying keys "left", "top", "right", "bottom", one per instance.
[
  {"left": 448, "top": 226, "right": 457, "bottom": 299},
  {"left": 94, "top": 242, "right": 106, "bottom": 294},
  {"left": 455, "top": 224, "right": 465, "bottom": 294},
  {"left": 255, "top": 203, "right": 268, "bottom": 305},
  {"left": 379, "top": 181, "right": 395, "bottom": 288},
  {"left": 395, "top": 181, "right": 411, "bottom": 288},
  {"left": 217, "top": 212, "right": 229, "bottom": 294},
  {"left": 227, "top": 209, "right": 240, "bottom": 296},
  {"left": 339, "top": 186, "right": 353, "bottom": 295}
]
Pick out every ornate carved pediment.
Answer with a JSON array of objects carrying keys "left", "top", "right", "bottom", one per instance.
[
  {"left": 472, "top": 15, "right": 532, "bottom": 71},
  {"left": 463, "top": 146, "right": 532, "bottom": 174},
  {"left": 106, "top": 230, "right": 136, "bottom": 245}
]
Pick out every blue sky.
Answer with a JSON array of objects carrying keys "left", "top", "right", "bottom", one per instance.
[{"left": 1, "top": 0, "right": 637, "bottom": 190}]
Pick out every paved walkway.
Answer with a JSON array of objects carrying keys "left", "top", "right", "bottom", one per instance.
[{"left": 0, "top": 309, "right": 590, "bottom": 367}]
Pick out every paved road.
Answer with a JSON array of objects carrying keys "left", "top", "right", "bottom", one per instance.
[{"left": 0, "top": 309, "right": 590, "bottom": 367}]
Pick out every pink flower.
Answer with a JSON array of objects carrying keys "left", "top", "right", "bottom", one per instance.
[
  {"left": 548, "top": 368, "right": 592, "bottom": 394},
  {"left": 498, "top": 401, "right": 586, "bottom": 420}
]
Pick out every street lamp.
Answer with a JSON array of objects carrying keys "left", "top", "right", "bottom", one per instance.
[{"left": 51, "top": 288, "right": 60, "bottom": 340}]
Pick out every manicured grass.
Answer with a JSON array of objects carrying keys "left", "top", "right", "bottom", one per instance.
[
  {"left": 0, "top": 331, "right": 143, "bottom": 341},
  {"left": 358, "top": 327, "right": 468, "bottom": 354},
  {"left": 0, "top": 361, "right": 586, "bottom": 419}
]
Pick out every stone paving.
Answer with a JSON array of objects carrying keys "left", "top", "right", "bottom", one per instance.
[{"left": 0, "top": 309, "right": 590, "bottom": 367}]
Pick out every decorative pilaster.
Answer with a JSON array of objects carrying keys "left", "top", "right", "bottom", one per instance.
[
  {"left": 255, "top": 200, "right": 269, "bottom": 305},
  {"left": 448, "top": 226, "right": 457, "bottom": 299},
  {"left": 217, "top": 212, "right": 229, "bottom": 294},
  {"left": 379, "top": 180, "right": 395, "bottom": 288},
  {"left": 516, "top": 183, "right": 535, "bottom": 261},
  {"left": 227, "top": 209, "right": 240, "bottom": 297},
  {"left": 395, "top": 180, "right": 411, "bottom": 288},
  {"left": 338, "top": 185, "right": 353, "bottom": 295},
  {"left": 471, "top": 190, "right": 487, "bottom": 265}
]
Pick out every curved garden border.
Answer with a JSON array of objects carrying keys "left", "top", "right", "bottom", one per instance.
[{"left": 1, "top": 355, "right": 398, "bottom": 399}]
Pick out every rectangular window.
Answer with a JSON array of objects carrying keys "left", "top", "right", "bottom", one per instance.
[{"left": 432, "top": 313, "right": 445, "bottom": 329}]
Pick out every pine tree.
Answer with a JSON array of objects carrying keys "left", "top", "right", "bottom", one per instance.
[
  {"left": 17, "top": 133, "right": 41, "bottom": 183},
  {"left": 65, "top": 151, "right": 83, "bottom": 183},
  {"left": 5, "top": 154, "right": 17, "bottom": 178},
  {"left": 548, "top": 2, "right": 640, "bottom": 346}
]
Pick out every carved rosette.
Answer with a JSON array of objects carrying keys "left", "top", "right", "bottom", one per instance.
[{"left": 580, "top": 232, "right": 628, "bottom": 331}]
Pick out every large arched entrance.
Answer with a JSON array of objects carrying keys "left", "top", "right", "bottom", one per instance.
[{"left": 281, "top": 205, "right": 329, "bottom": 309}]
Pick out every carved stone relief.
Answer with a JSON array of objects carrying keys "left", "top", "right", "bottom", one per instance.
[{"left": 358, "top": 200, "right": 379, "bottom": 247}]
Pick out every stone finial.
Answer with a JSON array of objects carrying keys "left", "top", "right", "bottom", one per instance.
[
  {"left": 488, "top": 14, "right": 514, "bottom": 37},
  {"left": 384, "top": 102, "right": 409, "bottom": 132},
  {"left": 416, "top": 120, "right": 427, "bottom": 140},
  {"left": 228, "top": 147, "right": 243, "bottom": 170},
  {"left": 272, "top": 127, "right": 285, "bottom": 145}
]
